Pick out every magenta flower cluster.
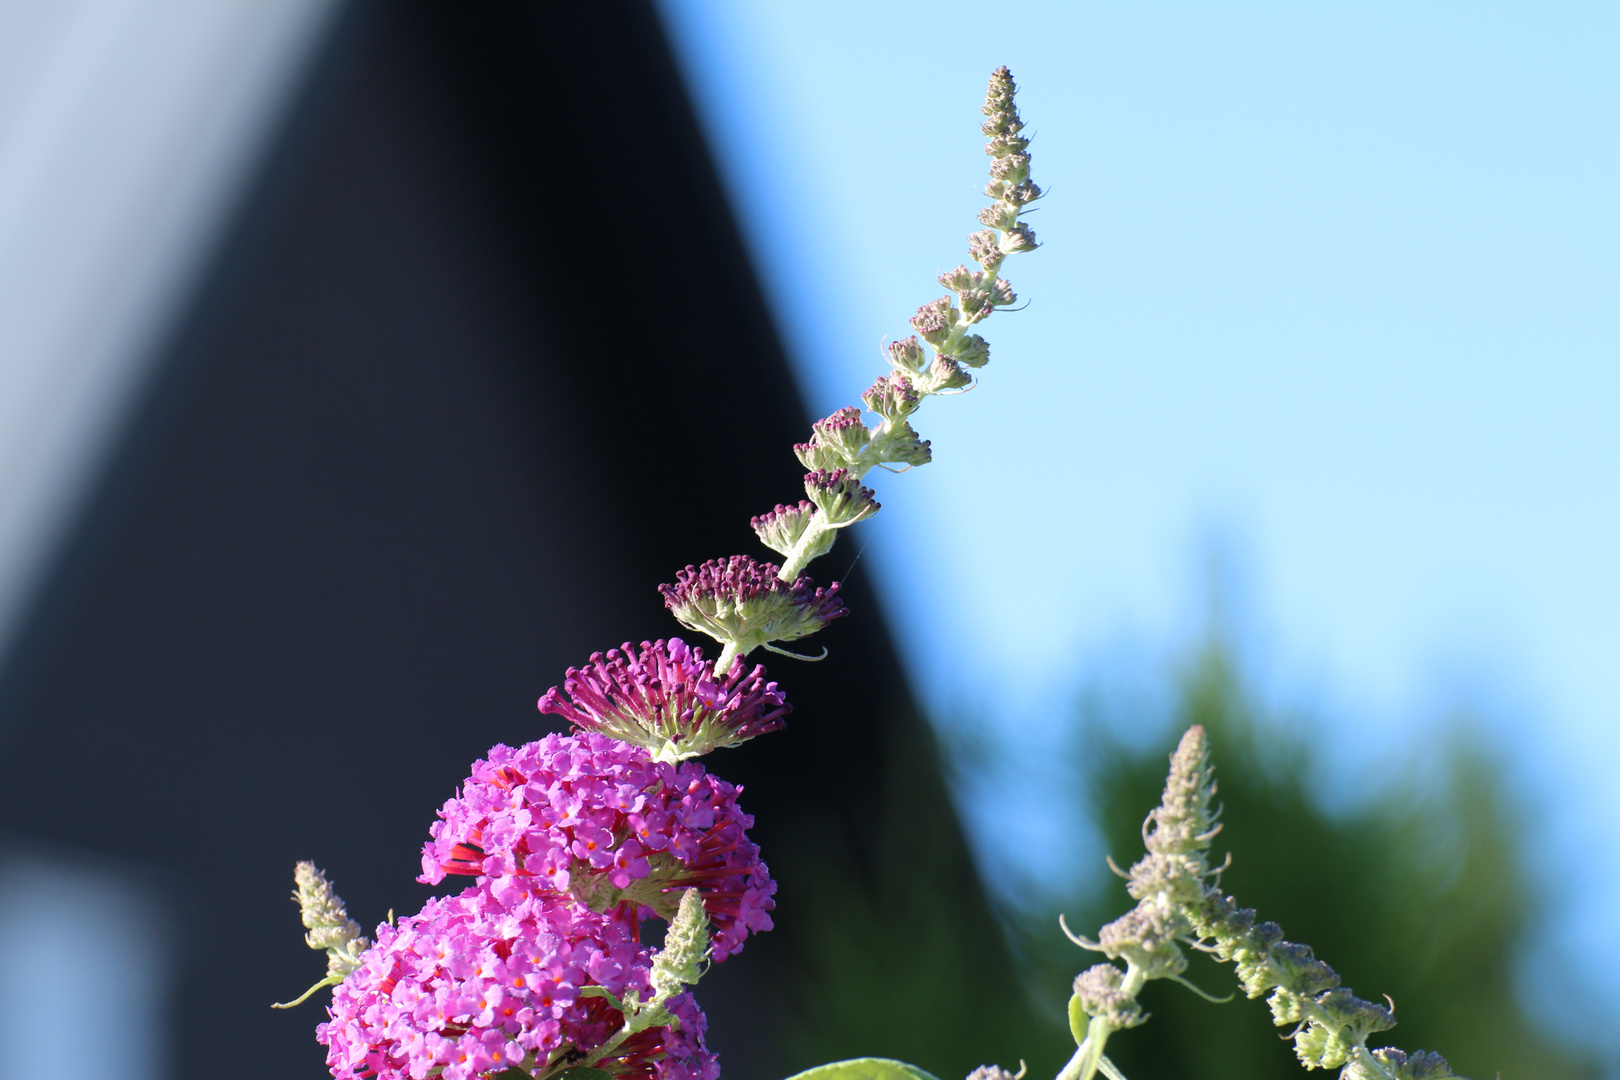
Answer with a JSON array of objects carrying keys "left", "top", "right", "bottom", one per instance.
[
  {"left": 317, "top": 888, "right": 715, "bottom": 1080},
  {"left": 316, "top": 731, "right": 773, "bottom": 1080},
  {"left": 537, "top": 638, "right": 790, "bottom": 757},
  {"left": 418, "top": 732, "right": 776, "bottom": 961}
]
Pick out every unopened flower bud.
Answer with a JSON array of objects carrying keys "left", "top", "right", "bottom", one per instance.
[
  {"left": 869, "top": 419, "right": 932, "bottom": 466},
  {"left": 1294, "top": 1018, "right": 1356, "bottom": 1071},
  {"left": 968, "top": 229, "right": 1005, "bottom": 270},
  {"left": 1345, "top": 1049, "right": 1456, "bottom": 1080},
  {"left": 980, "top": 66, "right": 1023, "bottom": 137},
  {"left": 918, "top": 356, "right": 972, "bottom": 393},
  {"left": 958, "top": 289, "right": 992, "bottom": 321},
  {"left": 910, "top": 297, "right": 954, "bottom": 346},
  {"left": 955, "top": 335, "right": 990, "bottom": 368},
  {"left": 810, "top": 406, "right": 871, "bottom": 461},
  {"left": 751, "top": 500, "right": 820, "bottom": 557},
  {"left": 804, "top": 468, "right": 880, "bottom": 527},
  {"left": 886, "top": 336, "right": 926, "bottom": 373},
  {"left": 863, "top": 373, "right": 921, "bottom": 420},
  {"left": 1269, "top": 941, "right": 1339, "bottom": 996},
  {"left": 984, "top": 132, "right": 1030, "bottom": 157},
  {"left": 991, "top": 278, "right": 1017, "bottom": 306},
  {"left": 793, "top": 440, "right": 845, "bottom": 472},
  {"left": 273, "top": 863, "right": 370, "bottom": 1009},
  {"left": 989, "top": 152, "right": 1031, "bottom": 186},
  {"left": 1002, "top": 224, "right": 1038, "bottom": 253},
  {"left": 938, "top": 265, "right": 980, "bottom": 293},
  {"left": 966, "top": 1066, "right": 1019, "bottom": 1080},
  {"left": 977, "top": 205, "right": 1018, "bottom": 232},
  {"left": 1004, "top": 180, "right": 1043, "bottom": 207},
  {"left": 291, "top": 863, "right": 367, "bottom": 975},
  {"left": 1073, "top": 964, "right": 1145, "bottom": 1029}
]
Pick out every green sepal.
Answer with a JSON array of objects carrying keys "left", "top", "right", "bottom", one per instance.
[
  {"left": 1068, "top": 990, "right": 1088, "bottom": 1048},
  {"left": 784, "top": 1059, "right": 945, "bottom": 1080}
]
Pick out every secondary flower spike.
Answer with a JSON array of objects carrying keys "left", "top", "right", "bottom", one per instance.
[{"left": 537, "top": 638, "right": 790, "bottom": 761}]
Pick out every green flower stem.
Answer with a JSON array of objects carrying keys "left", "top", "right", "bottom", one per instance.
[
  {"left": 714, "top": 640, "right": 743, "bottom": 676},
  {"left": 777, "top": 521, "right": 832, "bottom": 582}
]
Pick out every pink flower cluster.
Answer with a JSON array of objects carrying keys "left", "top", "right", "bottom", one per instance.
[
  {"left": 317, "top": 888, "right": 716, "bottom": 1080},
  {"left": 418, "top": 732, "right": 776, "bottom": 961}
]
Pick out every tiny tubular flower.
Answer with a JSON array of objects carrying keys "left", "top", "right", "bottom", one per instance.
[{"left": 537, "top": 638, "right": 790, "bottom": 761}]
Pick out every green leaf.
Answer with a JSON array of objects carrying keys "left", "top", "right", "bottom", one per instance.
[
  {"left": 1068, "top": 990, "right": 1088, "bottom": 1048},
  {"left": 784, "top": 1058, "right": 945, "bottom": 1080},
  {"left": 550, "top": 1070, "right": 615, "bottom": 1080}
]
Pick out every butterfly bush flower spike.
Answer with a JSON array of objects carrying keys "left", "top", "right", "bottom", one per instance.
[
  {"left": 1057, "top": 727, "right": 1462, "bottom": 1080},
  {"left": 273, "top": 862, "right": 371, "bottom": 1009}
]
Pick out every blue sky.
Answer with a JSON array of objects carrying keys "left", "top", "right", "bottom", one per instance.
[{"left": 654, "top": 0, "right": 1620, "bottom": 1057}]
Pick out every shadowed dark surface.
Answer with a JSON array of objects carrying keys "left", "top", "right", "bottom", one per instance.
[{"left": 0, "top": 3, "right": 1017, "bottom": 1079}]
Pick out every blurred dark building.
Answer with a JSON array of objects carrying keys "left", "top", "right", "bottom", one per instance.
[{"left": 0, "top": 4, "right": 1022, "bottom": 1080}]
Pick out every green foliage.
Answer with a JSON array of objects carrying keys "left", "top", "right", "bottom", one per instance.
[
  {"left": 1023, "top": 637, "right": 1597, "bottom": 1080},
  {"left": 784, "top": 1058, "right": 945, "bottom": 1080}
]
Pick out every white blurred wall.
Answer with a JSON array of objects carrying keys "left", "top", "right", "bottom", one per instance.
[
  {"left": 0, "top": 0, "right": 335, "bottom": 665},
  {"left": 0, "top": 2, "right": 335, "bottom": 1075}
]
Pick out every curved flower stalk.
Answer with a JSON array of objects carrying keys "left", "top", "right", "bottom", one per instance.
[
  {"left": 666, "top": 66, "right": 1043, "bottom": 675},
  {"left": 1056, "top": 727, "right": 1463, "bottom": 1080}
]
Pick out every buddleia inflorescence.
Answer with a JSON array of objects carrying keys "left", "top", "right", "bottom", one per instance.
[
  {"left": 1051, "top": 727, "right": 1464, "bottom": 1080},
  {"left": 277, "top": 67, "right": 1040, "bottom": 1080}
]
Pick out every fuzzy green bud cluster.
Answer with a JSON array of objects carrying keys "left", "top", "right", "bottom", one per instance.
[
  {"left": 272, "top": 862, "right": 371, "bottom": 1009},
  {"left": 650, "top": 888, "right": 712, "bottom": 1003},
  {"left": 664, "top": 68, "right": 1042, "bottom": 676},
  {"left": 579, "top": 888, "right": 713, "bottom": 1069},
  {"left": 1058, "top": 728, "right": 1463, "bottom": 1080},
  {"left": 762, "top": 66, "right": 1040, "bottom": 587}
]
